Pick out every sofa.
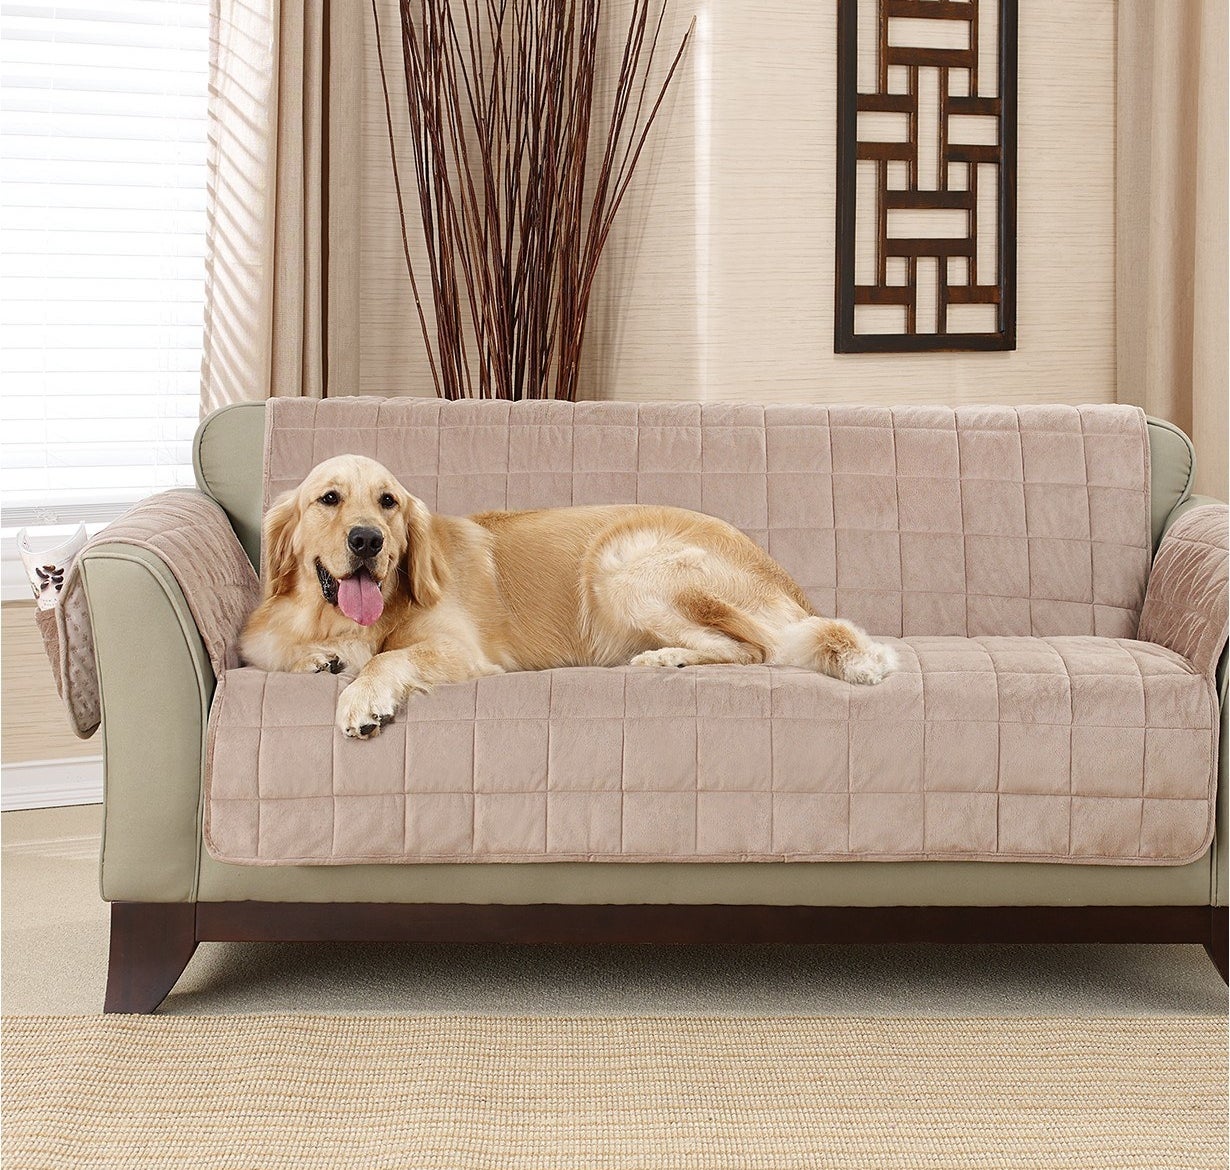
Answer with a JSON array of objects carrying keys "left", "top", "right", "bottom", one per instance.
[{"left": 68, "top": 400, "right": 1227, "bottom": 1012}]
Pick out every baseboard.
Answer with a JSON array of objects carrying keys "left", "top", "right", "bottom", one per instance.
[{"left": 1, "top": 757, "right": 103, "bottom": 811}]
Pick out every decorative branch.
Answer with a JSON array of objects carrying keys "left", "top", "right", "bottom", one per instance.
[{"left": 374, "top": 0, "right": 692, "bottom": 400}]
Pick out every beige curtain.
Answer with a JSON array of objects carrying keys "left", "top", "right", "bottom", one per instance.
[
  {"left": 201, "top": 1, "right": 362, "bottom": 412},
  {"left": 1117, "top": 1, "right": 1228, "bottom": 499}
]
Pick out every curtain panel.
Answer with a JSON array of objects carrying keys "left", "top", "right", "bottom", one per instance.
[
  {"left": 201, "top": 1, "right": 361, "bottom": 411},
  {"left": 1117, "top": 0, "right": 1229, "bottom": 499}
]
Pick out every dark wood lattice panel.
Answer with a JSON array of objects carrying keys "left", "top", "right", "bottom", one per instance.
[{"left": 835, "top": 0, "right": 1017, "bottom": 352}]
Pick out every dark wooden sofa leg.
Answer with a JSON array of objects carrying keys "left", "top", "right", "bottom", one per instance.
[
  {"left": 1206, "top": 907, "right": 1229, "bottom": 985},
  {"left": 104, "top": 902, "right": 198, "bottom": 1014}
]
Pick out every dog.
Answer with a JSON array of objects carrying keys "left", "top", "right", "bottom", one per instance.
[{"left": 239, "top": 454, "right": 897, "bottom": 739}]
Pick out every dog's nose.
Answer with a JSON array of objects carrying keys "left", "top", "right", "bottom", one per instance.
[{"left": 347, "top": 526, "right": 384, "bottom": 558}]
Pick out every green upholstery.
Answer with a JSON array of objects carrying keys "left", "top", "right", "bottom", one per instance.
[
  {"left": 83, "top": 547, "right": 211, "bottom": 903},
  {"left": 81, "top": 404, "right": 1223, "bottom": 907},
  {"left": 1147, "top": 418, "right": 1198, "bottom": 549},
  {"left": 193, "top": 402, "right": 265, "bottom": 569}
]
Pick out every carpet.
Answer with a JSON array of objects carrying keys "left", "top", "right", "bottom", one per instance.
[{"left": 3, "top": 1014, "right": 1225, "bottom": 1169}]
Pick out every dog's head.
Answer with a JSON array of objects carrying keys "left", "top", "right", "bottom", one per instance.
[{"left": 262, "top": 454, "right": 443, "bottom": 624}]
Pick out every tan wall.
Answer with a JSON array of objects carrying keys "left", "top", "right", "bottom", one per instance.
[
  {"left": 360, "top": 0, "right": 1117, "bottom": 406},
  {"left": 1, "top": 602, "right": 96, "bottom": 765}
]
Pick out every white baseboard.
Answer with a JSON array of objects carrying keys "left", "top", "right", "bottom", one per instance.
[{"left": 1, "top": 757, "right": 103, "bottom": 811}]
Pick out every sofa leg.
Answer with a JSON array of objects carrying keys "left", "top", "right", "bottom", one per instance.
[
  {"left": 104, "top": 902, "right": 198, "bottom": 1014},
  {"left": 1205, "top": 908, "right": 1228, "bottom": 985}
]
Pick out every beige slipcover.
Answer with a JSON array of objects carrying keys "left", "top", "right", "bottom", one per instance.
[
  {"left": 45, "top": 491, "right": 259, "bottom": 738},
  {"left": 196, "top": 400, "right": 1227, "bottom": 867},
  {"left": 206, "top": 640, "right": 1217, "bottom": 866}
]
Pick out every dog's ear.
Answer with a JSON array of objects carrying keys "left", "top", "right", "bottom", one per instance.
[
  {"left": 402, "top": 497, "right": 445, "bottom": 608},
  {"left": 262, "top": 490, "right": 300, "bottom": 599}
]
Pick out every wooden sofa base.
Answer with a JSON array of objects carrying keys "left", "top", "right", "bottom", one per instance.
[{"left": 104, "top": 901, "right": 1230, "bottom": 1014}]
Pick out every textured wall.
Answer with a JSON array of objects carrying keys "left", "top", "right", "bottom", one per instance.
[{"left": 359, "top": 0, "right": 1117, "bottom": 405}]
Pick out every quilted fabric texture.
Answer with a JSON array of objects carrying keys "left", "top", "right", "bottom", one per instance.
[
  {"left": 51, "top": 490, "right": 260, "bottom": 737},
  {"left": 204, "top": 638, "right": 1218, "bottom": 866},
  {"left": 34, "top": 607, "right": 62, "bottom": 696},
  {"left": 263, "top": 400, "right": 1154, "bottom": 639},
  {"left": 1138, "top": 504, "right": 1230, "bottom": 678}
]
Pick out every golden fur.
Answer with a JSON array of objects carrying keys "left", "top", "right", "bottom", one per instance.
[{"left": 239, "top": 455, "right": 896, "bottom": 738}]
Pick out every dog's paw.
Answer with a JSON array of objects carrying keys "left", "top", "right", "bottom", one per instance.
[
  {"left": 839, "top": 641, "right": 897, "bottom": 686},
  {"left": 630, "top": 648, "right": 694, "bottom": 668},
  {"left": 337, "top": 680, "right": 397, "bottom": 740},
  {"left": 294, "top": 650, "right": 345, "bottom": 675}
]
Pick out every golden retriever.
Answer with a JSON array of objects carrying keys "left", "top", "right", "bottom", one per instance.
[{"left": 239, "top": 455, "right": 897, "bottom": 738}]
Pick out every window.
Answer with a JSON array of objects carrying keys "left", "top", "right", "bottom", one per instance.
[{"left": 0, "top": 0, "right": 209, "bottom": 526}]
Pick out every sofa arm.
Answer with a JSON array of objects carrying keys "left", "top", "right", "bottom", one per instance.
[
  {"left": 74, "top": 490, "right": 259, "bottom": 903},
  {"left": 1138, "top": 503, "right": 1228, "bottom": 677},
  {"left": 81, "top": 550, "right": 211, "bottom": 902},
  {"left": 1144, "top": 498, "right": 1229, "bottom": 907}
]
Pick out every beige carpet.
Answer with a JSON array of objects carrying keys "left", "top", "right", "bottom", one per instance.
[
  {"left": 3, "top": 1014, "right": 1226, "bottom": 1169},
  {"left": 4, "top": 810, "right": 1228, "bottom": 1166}
]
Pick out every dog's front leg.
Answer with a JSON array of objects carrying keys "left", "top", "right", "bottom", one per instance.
[{"left": 337, "top": 643, "right": 501, "bottom": 739}]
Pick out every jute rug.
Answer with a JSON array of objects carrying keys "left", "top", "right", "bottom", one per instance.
[{"left": 2, "top": 1015, "right": 1225, "bottom": 1169}]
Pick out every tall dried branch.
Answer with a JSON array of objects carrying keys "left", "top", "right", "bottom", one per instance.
[{"left": 374, "top": 0, "right": 691, "bottom": 400}]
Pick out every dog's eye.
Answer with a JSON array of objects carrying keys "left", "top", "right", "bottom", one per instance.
[
  {"left": 319, "top": 490, "right": 340, "bottom": 507},
  {"left": 379, "top": 493, "right": 397, "bottom": 509}
]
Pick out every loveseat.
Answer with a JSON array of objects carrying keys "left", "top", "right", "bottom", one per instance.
[{"left": 67, "top": 400, "right": 1227, "bottom": 1011}]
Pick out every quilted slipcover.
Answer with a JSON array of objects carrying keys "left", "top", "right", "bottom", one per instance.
[
  {"left": 205, "top": 640, "right": 1218, "bottom": 866},
  {"left": 1138, "top": 505, "right": 1230, "bottom": 677},
  {"left": 47, "top": 490, "right": 260, "bottom": 738},
  {"left": 200, "top": 399, "right": 1224, "bottom": 867}
]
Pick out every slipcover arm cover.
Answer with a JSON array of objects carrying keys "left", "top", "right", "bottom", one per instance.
[
  {"left": 1138, "top": 503, "right": 1230, "bottom": 678},
  {"left": 53, "top": 489, "right": 260, "bottom": 738}
]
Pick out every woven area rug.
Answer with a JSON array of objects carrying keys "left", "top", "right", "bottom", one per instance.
[{"left": 3, "top": 1015, "right": 1225, "bottom": 1169}]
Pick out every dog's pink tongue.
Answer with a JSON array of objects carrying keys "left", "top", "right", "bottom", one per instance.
[{"left": 337, "top": 568, "right": 383, "bottom": 626}]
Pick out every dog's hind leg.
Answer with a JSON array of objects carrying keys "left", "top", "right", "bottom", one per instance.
[
  {"left": 629, "top": 589, "right": 770, "bottom": 668},
  {"left": 769, "top": 616, "right": 896, "bottom": 685}
]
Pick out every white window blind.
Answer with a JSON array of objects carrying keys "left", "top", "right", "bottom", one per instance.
[{"left": 0, "top": 0, "right": 209, "bottom": 525}]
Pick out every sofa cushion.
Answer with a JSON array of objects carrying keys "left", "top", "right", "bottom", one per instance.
[
  {"left": 204, "top": 637, "right": 1218, "bottom": 867},
  {"left": 245, "top": 400, "right": 1154, "bottom": 640}
]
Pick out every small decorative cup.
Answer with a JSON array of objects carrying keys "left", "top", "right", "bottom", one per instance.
[{"left": 16, "top": 525, "right": 88, "bottom": 611}]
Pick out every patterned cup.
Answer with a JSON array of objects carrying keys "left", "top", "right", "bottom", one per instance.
[{"left": 16, "top": 525, "right": 88, "bottom": 611}]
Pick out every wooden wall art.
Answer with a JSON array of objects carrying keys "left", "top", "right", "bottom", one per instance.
[{"left": 835, "top": 0, "right": 1017, "bottom": 352}]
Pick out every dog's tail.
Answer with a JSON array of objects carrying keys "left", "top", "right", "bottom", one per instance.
[{"left": 769, "top": 616, "right": 896, "bottom": 685}]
